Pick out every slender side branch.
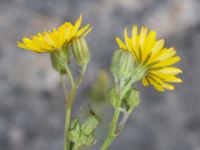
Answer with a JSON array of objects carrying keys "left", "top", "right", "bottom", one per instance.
[
  {"left": 63, "top": 65, "right": 87, "bottom": 150},
  {"left": 60, "top": 75, "right": 68, "bottom": 105},
  {"left": 116, "top": 111, "right": 129, "bottom": 135},
  {"left": 65, "top": 66, "right": 75, "bottom": 88},
  {"left": 67, "top": 65, "right": 87, "bottom": 107},
  {"left": 64, "top": 108, "right": 71, "bottom": 150},
  {"left": 60, "top": 74, "right": 71, "bottom": 150}
]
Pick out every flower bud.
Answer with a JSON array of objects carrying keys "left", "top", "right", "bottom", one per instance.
[
  {"left": 111, "top": 49, "right": 134, "bottom": 79},
  {"left": 71, "top": 37, "right": 90, "bottom": 65},
  {"left": 109, "top": 88, "right": 118, "bottom": 108},
  {"left": 70, "top": 118, "right": 81, "bottom": 131},
  {"left": 79, "top": 134, "right": 96, "bottom": 146},
  {"left": 81, "top": 115, "right": 99, "bottom": 135},
  {"left": 125, "top": 89, "right": 140, "bottom": 112},
  {"left": 68, "top": 118, "right": 81, "bottom": 143},
  {"left": 50, "top": 49, "right": 69, "bottom": 74},
  {"left": 68, "top": 129, "right": 80, "bottom": 143}
]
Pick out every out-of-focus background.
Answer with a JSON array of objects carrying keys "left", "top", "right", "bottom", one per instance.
[{"left": 0, "top": 0, "right": 200, "bottom": 150}]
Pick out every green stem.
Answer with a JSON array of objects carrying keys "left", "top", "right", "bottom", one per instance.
[
  {"left": 65, "top": 66, "right": 75, "bottom": 88},
  {"left": 100, "top": 108, "right": 121, "bottom": 150},
  {"left": 67, "top": 65, "right": 87, "bottom": 108},
  {"left": 117, "top": 111, "right": 129, "bottom": 135},
  {"left": 60, "top": 74, "right": 71, "bottom": 150},
  {"left": 121, "top": 78, "right": 135, "bottom": 98},
  {"left": 76, "top": 65, "right": 87, "bottom": 88},
  {"left": 63, "top": 65, "right": 87, "bottom": 150},
  {"left": 60, "top": 75, "right": 68, "bottom": 105},
  {"left": 64, "top": 65, "right": 87, "bottom": 150},
  {"left": 73, "top": 144, "right": 79, "bottom": 150},
  {"left": 100, "top": 79, "right": 122, "bottom": 150},
  {"left": 64, "top": 108, "right": 71, "bottom": 150}
]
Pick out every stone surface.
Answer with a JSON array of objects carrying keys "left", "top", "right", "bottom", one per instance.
[{"left": 0, "top": 0, "right": 200, "bottom": 150}]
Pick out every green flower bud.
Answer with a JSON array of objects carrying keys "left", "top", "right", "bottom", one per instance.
[
  {"left": 70, "top": 118, "right": 81, "bottom": 130},
  {"left": 79, "top": 134, "right": 96, "bottom": 146},
  {"left": 125, "top": 89, "right": 140, "bottom": 112},
  {"left": 71, "top": 37, "right": 90, "bottom": 65},
  {"left": 81, "top": 115, "right": 99, "bottom": 135},
  {"left": 109, "top": 88, "right": 118, "bottom": 108},
  {"left": 50, "top": 48, "right": 69, "bottom": 74},
  {"left": 68, "top": 129, "right": 80, "bottom": 143},
  {"left": 111, "top": 49, "right": 134, "bottom": 79},
  {"left": 68, "top": 118, "right": 81, "bottom": 143}
]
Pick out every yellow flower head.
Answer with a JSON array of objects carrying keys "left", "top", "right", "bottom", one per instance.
[
  {"left": 17, "top": 15, "right": 91, "bottom": 53},
  {"left": 116, "top": 25, "right": 183, "bottom": 91}
]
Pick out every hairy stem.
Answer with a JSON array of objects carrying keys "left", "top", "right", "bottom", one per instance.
[
  {"left": 63, "top": 65, "right": 87, "bottom": 150},
  {"left": 73, "top": 144, "right": 79, "bottom": 150},
  {"left": 100, "top": 79, "right": 122, "bottom": 150},
  {"left": 116, "top": 111, "right": 129, "bottom": 135},
  {"left": 60, "top": 75, "right": 71, "bottom": 150},
  {"left": 64, "top": 108, "right": 71, "bottom": 150},
  {"left": 100, "top": 108, "right": 121, "bottom": 150}
]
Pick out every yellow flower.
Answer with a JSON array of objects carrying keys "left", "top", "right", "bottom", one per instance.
[
  {"left": 116, "top": 25, "right": 182, "bottom": 91},
  {"left": 17, "top": 15, "right": 91, "bottom": 53}
]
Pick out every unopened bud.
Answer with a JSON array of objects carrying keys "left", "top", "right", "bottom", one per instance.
[
  {"left": 81, "top": 115, "right": 99, "bottom": 135},
  {"left": 125, "top": 89, "right": 140, "bottom": 112},
  {"left": 71, "top": 37, "right": 90, "bottom": 65},
  {"left": 70, "top": 118, "right": 81, "bottom": 131},
  {"left": 109, "top": 88, "right": 118, "bottom": 108},
  {"left": 68, "top": 118, "right": 81, "bottom": 143},
  {"left": 111, "top": 49, "right": 134, "bottom": 79},
  {"left": 80, "top": 134, "right": 96, "bottom": 146},
  {"left": 68, "top": 129, "right": 80, "bottom": 143}
]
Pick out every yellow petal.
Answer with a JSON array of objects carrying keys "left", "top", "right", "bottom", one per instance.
[
  {"left": 157, "top": 48, "right": 176, "bottom": 61},
  {"left": 151, "top": 39, "right": 165, "bottom": 54},
  {"left": 139, "top": 26, "right": 148, "bottom": 50},
  {"left": 150, "top": 71, "right": 183, "bottom": 83},
  {"left": 162, "top": 83, "right": 175, "bottom": 90},
  {"left": 145, "top": 39, "right": 165, "bottom": 65},
  {"left": 76, "top": 24, "right": 91, "bottom": 37},
  {"left": 142, "top": 78, "right": 149, "bottom": 86},
  {"left": 124, "top": 28, "right": 132, "bottom": 51},
  {"left": 131, "top": 25, "right": 139, "bottom": 61},
  {"left": 73, "top": 15, "right": 83, "bottom": 35},
  {"left": 151, "top": 56, "right": 181, "bottom": 68},
  {"left": 132, "top": 25, "right": 138, "bottom": 50},
  {"left": 159, "top": 67, "right": 183, "bottom": 75},
  {"left": 116, "top": 37, "right": 127, "bottom": 50},
  {"left": 149, "top": 73, "right": 175, "bottom": 90},
  {"left": 141, "top": 31, "right": 157, "bottom": 63},
  {"left": 148, "top": 77, "right": 164, "bottom": 91}
]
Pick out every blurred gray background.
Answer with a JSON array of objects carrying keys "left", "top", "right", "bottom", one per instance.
[{"left": 0, "top": 0, "right": 200, "bottom": 150}]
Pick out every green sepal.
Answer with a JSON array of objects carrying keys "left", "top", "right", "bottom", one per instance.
[
  {"left": 50, "top": 48, "right": 70, "bottom": 74},
  {"left": 71, "top": 37, "right": 90, "bottom": 66},
  {"left": 111, "top": 49, "right": 134, "bottom": 79},
  {"left": 124, "top": 89, "right": 140, "bottom": 113},
  {"left": 109, "top": 88, "right": 118, "bottom": 108}
]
